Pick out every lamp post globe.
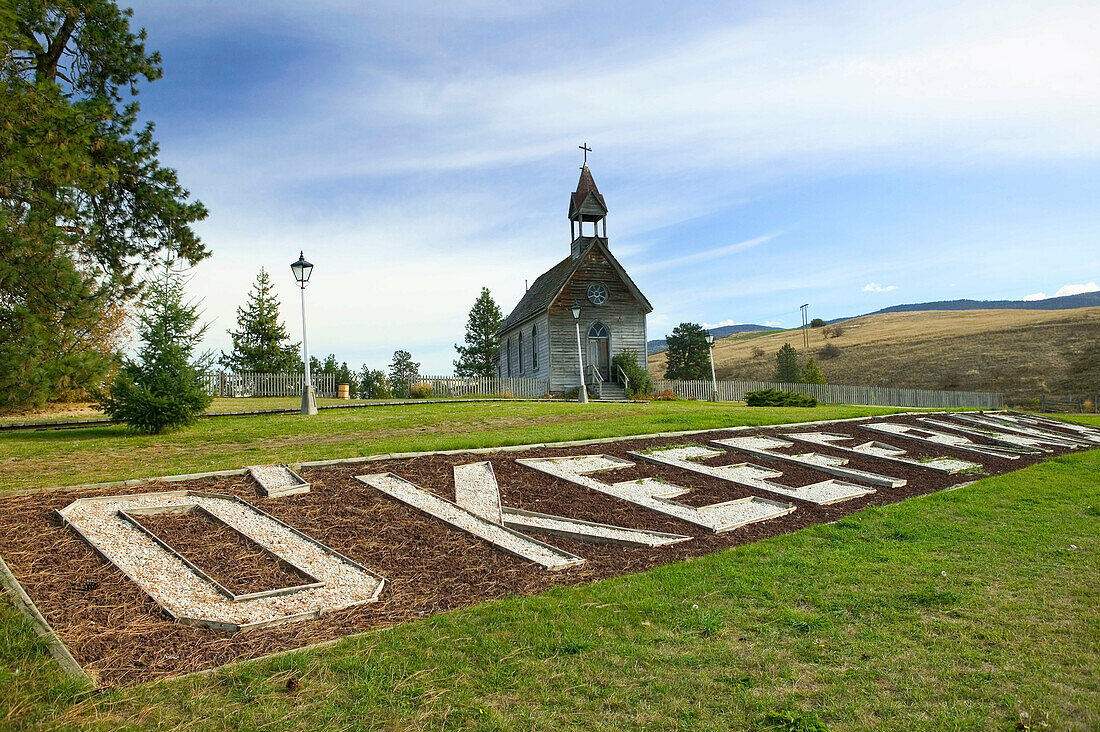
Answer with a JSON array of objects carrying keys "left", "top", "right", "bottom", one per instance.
[
  {"left": 291, "top": 252, "right": 313, "bottom": 286},
  {"left": 572, "top": 303, "right": 587, "bottom": 403},
  {"left": 292, "top": 251, "right": 317, "bottom": 415}
]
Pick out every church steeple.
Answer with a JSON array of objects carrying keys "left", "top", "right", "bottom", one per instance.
[{"left": 569, "top": 157, "right": 608, "bottom": 260}]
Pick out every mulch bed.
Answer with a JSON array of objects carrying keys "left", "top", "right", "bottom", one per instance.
[
  {"left": 130, "top": 510, "right": 316, "bottom": 597},
  {"left": 0, "top": 413, "right": 1082, "bottom": 687}
]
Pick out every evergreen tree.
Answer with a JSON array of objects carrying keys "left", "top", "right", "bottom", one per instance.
[
  {"left": 454, "top": 287, "right": 503, "bottom": 377},
  {"left": 774, "top": 343, "right": 801, "bottom": 383},
  {"left": 98, "top": 260, "right": 212, "bottom": 433},
  {"left": 1, "top": 2, "right": 208, "bottom": 409},
  {"left": 312, "top": 353, "right": 360, "bottom": 397},
  {"left": 389, "top": 350, "right": 419, "bottom": 398},
  {"left": 664, "top": 323, "right": 711, "bottom": 380},
  {"left": 801, "top": 356, "right": 826, "bottom": 385},
  {"left": 359, "top": 365, "right": 391, "bottom": 399},
  {"left": 219, "top": 269, "right": 300, "bottom": 373}
]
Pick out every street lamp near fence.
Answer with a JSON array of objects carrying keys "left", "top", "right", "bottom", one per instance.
[
  {"left": 705, "top": 333, "right": 718, "bottom": 402},
  {"left": 572, "top": 303, "right": 587, "bottom": 403},
  {"left": 291, "top": 251, "right": 317, "bottom": 415}
]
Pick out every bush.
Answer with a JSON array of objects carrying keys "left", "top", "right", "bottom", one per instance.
[
  {"left": 751, "top": 346, "right": 766, "bottom": 358},
  {"left": 744, "top": 388, "right": 817, "bottom": 407},
  {"left": 612, "top": 351, "right": 653, "bottom": 399},
  {"left": 818, "top": 343, "right": 841, "bottom": 360},
  {"left": 409, "top": 381, "right": 434, "bottom": 399},
  {"left": 654, "top": 389, "right": 676, "bottom": 401},
  {"left": 810, "top": 318, "right": 826, "bottom": 328},
  {"left": 822, "top": 324, "right": 844, "bottom": 339}
]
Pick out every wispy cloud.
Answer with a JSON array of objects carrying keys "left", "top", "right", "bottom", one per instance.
[
  {"left": 633, "top": 234, "right": 776, "bottom": 274},
  {"left": 123, "top": 0, "right": 1100, "bottom": 371},
  {"left": 863, "top": 283, "right": 897, "bottom": 293},
  {"left": 1023, "top": 282, "right": 1099, "bottom": 301}
]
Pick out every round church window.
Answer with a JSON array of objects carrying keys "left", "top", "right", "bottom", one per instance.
[{"left": 587, "top": 283, "right": 608, "bottom": 305}]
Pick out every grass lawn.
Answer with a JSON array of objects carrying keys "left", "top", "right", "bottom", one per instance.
[
  {"left": 0, "top": 401, "right": 911, "bottom": 493},
  {"left": 1, "top": 431, "right": 1096, "bottom": 730}
]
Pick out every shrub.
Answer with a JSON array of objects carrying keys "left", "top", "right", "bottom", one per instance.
[
  {"left": 818, "top": 343, "right": 841, "bottom": 360},
  {"left": 822, "top": 324, "right": 844, "bottom": 339},
  {"left": 409, "top": 381, "right": 434, "bottom": 399},
  {"left": 612, "top": 351, "right": 653, "bottom": 399},
  {"left": 751, "top": 346, "right": 766, "bottom": 358},
  {"left": 744, "top": 388, "right": 817, "bottom": 407},
  {"left": 564, "top": 386, "right": 594, "bottom": 400},
  {"left": 810, "top": 318, "right": 826, "bottom": 328}
]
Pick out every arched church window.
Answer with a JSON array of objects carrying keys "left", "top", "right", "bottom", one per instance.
[
  {"left": 518, "top": 332, "right": 524, "bottom": 373},
  {"left": 531, "top": 325, "right": 538, "bottom": 370},
  {"left": 587, "top": 322, "right": 609, "bottom": 339}
]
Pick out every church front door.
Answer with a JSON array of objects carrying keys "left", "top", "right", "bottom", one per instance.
[{"left": 587, "top": 322, "right": 611, "bottom": 381}]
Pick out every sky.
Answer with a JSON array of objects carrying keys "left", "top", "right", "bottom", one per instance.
[{"left": 125, "top": 0, "right": 1100, "bottom": 373}]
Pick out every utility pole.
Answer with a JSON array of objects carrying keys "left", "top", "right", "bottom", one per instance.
[{"left": 800, "top": 303, "right": 809, "bottom": 349}]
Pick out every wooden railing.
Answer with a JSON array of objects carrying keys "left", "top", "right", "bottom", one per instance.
[{"left": 651, "top": 379, "right": 1003, "bottom": 409}]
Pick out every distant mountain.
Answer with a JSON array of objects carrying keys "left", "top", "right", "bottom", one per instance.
[
  {"left": 647, "top": 324, "right": 780, "bottom": 355},
  {"left": 830, "top": 291, "right": 1100, "bottom": 323}
]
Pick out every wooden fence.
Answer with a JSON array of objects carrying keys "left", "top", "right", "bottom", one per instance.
[
  {"left": 651, "top": 379, "right": 1003, "bottom": 409},
  {"left": 409, "top": 376, "right": 550, "bottom": 399},
  {"left": 202, "top": 372, "right": 337, "bottom": 398},
  {"left": 1038, "top": 394, "right": 1099, "bottom": 413}
]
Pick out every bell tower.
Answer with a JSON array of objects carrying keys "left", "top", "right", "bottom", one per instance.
[{"left": 569, "top": 144, "right": 608, "bottom": 260}]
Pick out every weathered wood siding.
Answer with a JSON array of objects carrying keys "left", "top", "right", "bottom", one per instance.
[
  {"left": 498, "top": 313, "right": 549, "bottom": 380},
  {"left": 546, "top": 247, "right": 648, "bottom": 391}
]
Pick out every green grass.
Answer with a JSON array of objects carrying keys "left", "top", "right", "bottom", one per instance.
[
  {"left": 2, "top": 440, "right": 1097, "bottom": 730},
  {"left": 0, "top": 401, "right": 907, "bottom": 492}
]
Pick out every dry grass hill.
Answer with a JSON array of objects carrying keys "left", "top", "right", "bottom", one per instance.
[{"left": 647, "top": 307, "right": 1100, "bottom": 404}]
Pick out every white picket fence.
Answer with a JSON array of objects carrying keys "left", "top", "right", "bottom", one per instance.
[
  {"left": 651, "top": 379, "right": 1003, "bottom": 409},
  {"left": 408, "top": 376, "right": 550, "bottom": 399},
  {"left": 202, "top": 372, "right": 337, "bottom": 398}
]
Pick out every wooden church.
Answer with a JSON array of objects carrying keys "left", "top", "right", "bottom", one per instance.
[{"left": 496, "top": 160, "right": 652, "bottom": 398}]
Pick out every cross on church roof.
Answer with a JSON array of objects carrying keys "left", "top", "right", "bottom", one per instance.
[{"left": 579, "top": 142, "right": 592, "bottom": 166}]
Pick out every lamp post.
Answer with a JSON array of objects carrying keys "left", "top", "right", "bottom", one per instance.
[
  {"left": 571, "top": 303, "right": 587, "bottom": 403},
  {"left": 705, "top": 333, "right": 718, "bottom": 402},
  {"left": 291, "top": 252, "right": 317, "bottom": 415}
]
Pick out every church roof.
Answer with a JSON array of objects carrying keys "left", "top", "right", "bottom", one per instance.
[
  {"left": 569, "top": 165, "right": 607, "bottom": 218},
  {"left": 496, "top": 238, "right": 652, "bottom": 335}
]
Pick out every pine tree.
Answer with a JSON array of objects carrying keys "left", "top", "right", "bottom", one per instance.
[
  {"left": 801, "top": 356, "right": 826, "bottom": 385},
  {"left": 774, "top": 343, "right": 801, "bottom": 383},
  {"left": 454, "top": 287, "right": 503, "bottom": 377},
  {"left": 664, "top": 323, "right": 711, "bottom": 380},
  {"left": 1, "top": 3, "right": 208, "bottom": 409},
  {"left": 389, "top": 350, "right": 419, "bottom": 398},
  {"left": 98, "top": 260, "right": 213, "bottom": 433},
  {"left": 219, "top": 269, "right": 300, "bottom": 373}
]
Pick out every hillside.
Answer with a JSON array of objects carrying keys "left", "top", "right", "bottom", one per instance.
[
  {"left": 647, "top": 306, "right": 1100, "bottom": 403},
  {"left": 647, "top": 323, "right": 778, "bottom": 355},
  {"left": 830, "top": 290, "right": 1100, "bottom": 322}
]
